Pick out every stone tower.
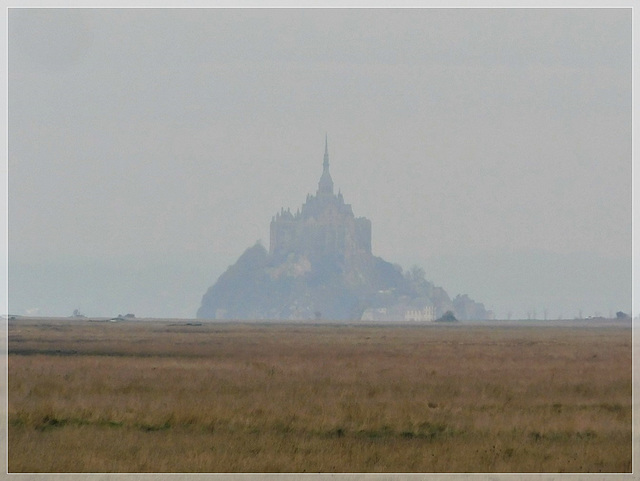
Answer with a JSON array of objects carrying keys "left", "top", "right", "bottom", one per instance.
[{"left": 269, "top": 138, "right": 372, "bottom": 263}]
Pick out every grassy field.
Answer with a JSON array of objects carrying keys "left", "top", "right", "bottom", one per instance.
[{"left": 8, "top": 318, "right": 632, "bottom": 473}]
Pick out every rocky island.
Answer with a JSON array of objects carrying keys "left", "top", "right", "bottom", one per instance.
[{"left": 198, "top": 138, "right": 489, "bottom": 321}]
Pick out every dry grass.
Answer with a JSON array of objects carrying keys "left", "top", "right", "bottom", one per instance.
[{"left": 8, "top": 319, "right": 632, "bottom": 472}]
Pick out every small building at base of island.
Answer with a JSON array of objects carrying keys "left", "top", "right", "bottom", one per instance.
[
  {"left": 404, "top": 305, "right": 435, "bottom": 321},
  {"left": 361, "top": 305, "right": 435, "bottom": 322}
]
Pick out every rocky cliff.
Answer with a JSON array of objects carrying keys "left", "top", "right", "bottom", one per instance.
[{"left": 196, "top": 242, "right": 489, "bottom": 321}]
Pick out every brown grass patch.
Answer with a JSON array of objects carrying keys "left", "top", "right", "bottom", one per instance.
[{"left": 8, "top": 319, "right": 631, "bottom": 472}]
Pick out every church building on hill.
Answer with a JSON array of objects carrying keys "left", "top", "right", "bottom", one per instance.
[{"left": 269, "top": 136, "right": 372, "bottom": 263}]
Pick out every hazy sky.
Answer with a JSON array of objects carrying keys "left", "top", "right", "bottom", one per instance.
[{"left": 7, "top": 7, "right": 633, "bottom": 319}]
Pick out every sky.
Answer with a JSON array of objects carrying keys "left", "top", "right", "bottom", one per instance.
[{"left": 6, "top": 7, "right": 634, "bottom": 319}]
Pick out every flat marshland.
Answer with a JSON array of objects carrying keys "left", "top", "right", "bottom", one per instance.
[{"left": 8, "top": 318, "right": 631, "bottom": 472}]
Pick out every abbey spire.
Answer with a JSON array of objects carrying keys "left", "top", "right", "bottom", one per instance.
[
  {"left": 323, "top": 133, "right": 329, "bottom": 170},
  {"left": 318, "top": 134, "right": 334, "bottom": 195}
]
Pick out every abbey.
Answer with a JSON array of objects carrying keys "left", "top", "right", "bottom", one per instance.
[
  {"left": 269, "top": 137, "right": 371, "bottom": 263},
  {"left": 198, "top": 137, "right": 490, "bottom": 321}
]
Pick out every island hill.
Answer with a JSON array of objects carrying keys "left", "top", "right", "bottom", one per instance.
[{"left": 198, "top": 139, "right": 489, "bottom": 321}]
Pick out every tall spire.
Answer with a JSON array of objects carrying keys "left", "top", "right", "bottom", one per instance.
[
  {"left": 318, "top": 134, "right": 334, "bottom": 195},
  {"left": 323, "top": 133, "right": 329, "bottom": 170}
]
